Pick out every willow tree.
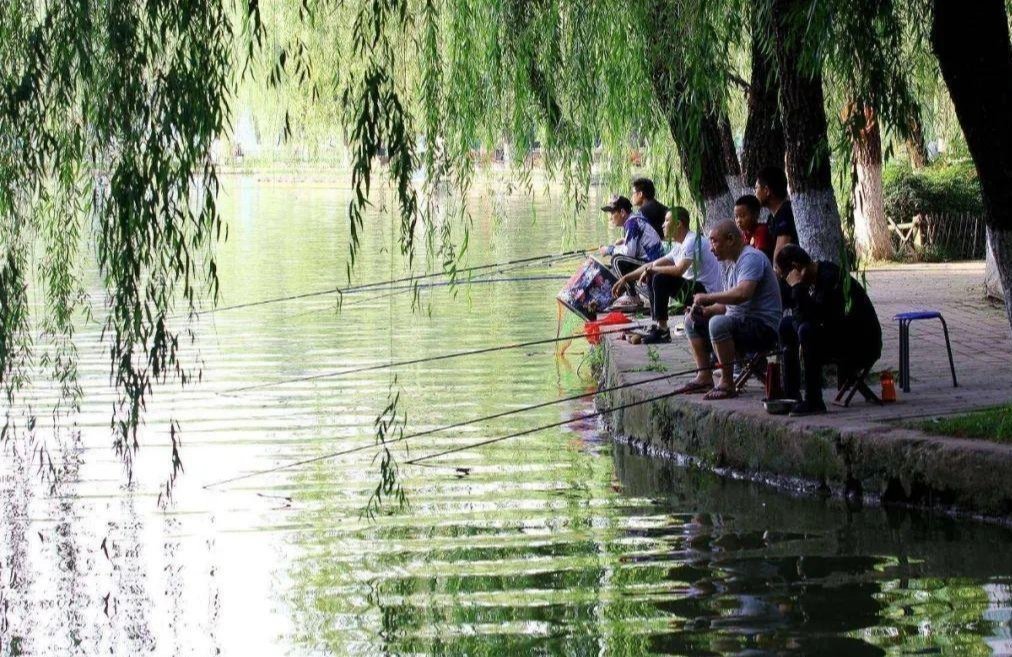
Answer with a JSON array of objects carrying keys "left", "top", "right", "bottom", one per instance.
[
  {"left": 740, "top": 0, "right": 785, "bottom": 187},
  {"left": 0, "top": 1, "right": 244, "bottom": 487},
  {"left": 821, "top": 0, "right": 925, "bottom": 262}
]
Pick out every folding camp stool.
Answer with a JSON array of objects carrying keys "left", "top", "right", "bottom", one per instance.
[
  {"left": 733, "top": 353, "right": 768, "bottom": 393},
  {"left": 893, "top": 310, "right": 958, "bottom": 393},
  {"left": 833, "top": 365, "right": 882, "bottom": 407}
]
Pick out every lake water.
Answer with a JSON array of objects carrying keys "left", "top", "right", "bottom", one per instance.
[{"left": 1, "top": 178, "right": 1010, "bottom": 656}]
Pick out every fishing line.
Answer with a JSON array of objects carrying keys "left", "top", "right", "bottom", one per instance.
[
  {"left": 203, "top": 351, "right": 776, "bottom": 489},
  {"left": 189, "top": 248, "right": 590, "bottom": 318},
  {"left": 219, "top": 324, "right": 639, "bottom": 395}
]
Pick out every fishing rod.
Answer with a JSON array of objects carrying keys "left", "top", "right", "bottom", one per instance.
[
  {"left": 284, "top": 274, "right": 571, "bottom": 320},
  {"left": 404, "top": 350, "right": 782, "bottom": 468},
  {"left": 203, "top": 352, "right": 769, "bottom": 490},
  {"left": 219, "top": 323, "right": 638, "bottom": 395},
  {"left": 191, "top": 248, "right": 590, "bottom": 318}
]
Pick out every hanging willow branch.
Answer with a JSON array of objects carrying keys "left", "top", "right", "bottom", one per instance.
[{"left": 0, "top": 0, "right": 244, "bottom": 483}]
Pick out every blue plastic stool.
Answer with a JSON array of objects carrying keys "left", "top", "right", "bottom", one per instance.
[{"left": 893, "top": 311, "right": 958, "bottom": 393}]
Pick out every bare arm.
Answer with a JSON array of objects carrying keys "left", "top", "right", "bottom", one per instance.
[
  {"left": 695, "top": 279, "right": 758, "bottom": 307},
  {"left": 773, "top": 235, "right": 792, "bottom": 261},
  {"left": 651, "top": 257, "right": 692, "bottom": 278},
  {"left": 611, "top": 254, "right": 675, "bottom": 296}
]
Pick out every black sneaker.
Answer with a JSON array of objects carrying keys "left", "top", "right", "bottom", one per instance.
[
  {"left": 639, "top": 326, "right": 671, "bottom": 344},
  {"left": 789, "top": 399, "right": 828, "bottom": 416}
]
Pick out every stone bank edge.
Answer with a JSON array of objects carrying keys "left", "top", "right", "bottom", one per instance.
[{"left": 598, "top": 338, "right": 1012, "bottom": 524}]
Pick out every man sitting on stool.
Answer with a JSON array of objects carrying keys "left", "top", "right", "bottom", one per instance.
[
  {"left": 676, "top": 220, "right": 782, "bottom": 400},
  {"left": 776, "top": 244, "right": 882, "bottom": 416},
  {"left": 609, "top": 207, "right": 723, "bottom": 344},
  {"left": 599, "top": 195, "right": 665, "bottom": 311}
]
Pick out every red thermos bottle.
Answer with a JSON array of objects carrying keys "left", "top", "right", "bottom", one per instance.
[{"left": 765, "top": 359, "right": 782, "bottom": 400}]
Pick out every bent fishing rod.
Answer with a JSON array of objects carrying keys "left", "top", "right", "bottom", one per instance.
[
  {"left": 191, "top": 248, "right": 591, "bottom": 318},
  {"left": 219, "top": 324, "right": 637, "bottom": 395},
  {"left": 204, "top": 350, "right": 778, "bottom": 489}
]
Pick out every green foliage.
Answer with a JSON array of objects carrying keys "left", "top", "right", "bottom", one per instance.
[
  {"left": 364, "top": 380, "right": 409, "bottom": 518},
  {"left": 0, "top": 0, "right": 243, "bottom": 481},
  {"left": 633, "top": 345, "right": 668, "bottom": 373},
  {"left": 0, "top": 0, "right": 1003, "bottom": 486},
  {"left": 883, "top": 161, "right": 984, "bottom": 220}
]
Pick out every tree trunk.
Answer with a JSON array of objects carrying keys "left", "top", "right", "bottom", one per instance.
[
  {"left": 718, "top": 114, "right": 746, "bottom": 196},
  {"left": 906, "top": 113, "right": 930, "bottom": 169},
  {"left": 932, "top": 0, "right": 1012, "bottom": 333},
  {"left": 665, "top": 109, "right": 736, "bottom": 229},
  {"left": 741, "top": 1, "right": 786, "bottom": 187},
  {"left": 985, "top": 233, "right": 1006, "bottom": 301},
  {"left": 849, "top": 103, "right": 893, "bottom": 261},
  {"left": 644, "top": 0, "right": 734, "bottom": 230},
  {"left": 771, "top": 0, "right": 846, "bottom": 264}
]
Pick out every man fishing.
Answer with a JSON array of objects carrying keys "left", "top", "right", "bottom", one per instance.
[
  {"left": 609, "top": 207, "right": 723, "bottom": 344},
  {"left": 599, "top": 194, "right": 664, "bottom": 311},
  {"left": 676, "top": 219, "right": 781, "bottom": 400}
]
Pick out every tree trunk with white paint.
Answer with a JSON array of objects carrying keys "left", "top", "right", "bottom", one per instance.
[
  {"left": 932, "top": 0, "right": 1012, "bottom": 334},
  {"left": 850, "top": 103, "right": 893, "bottom": 261},
  {"left": 985, "top": 233, "right": 1006, "bottom": 301},
  {"left": 771, "top": 0, "right": 846, "bottom": 264}
]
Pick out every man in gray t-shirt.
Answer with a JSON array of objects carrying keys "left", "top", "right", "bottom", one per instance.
[{"left": 675, "top": 219, "right": 782, "bottom": 400}]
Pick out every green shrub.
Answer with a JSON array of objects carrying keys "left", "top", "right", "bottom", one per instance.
[{"left": 882, "top": 161, "right": 984, "bottom": 221}]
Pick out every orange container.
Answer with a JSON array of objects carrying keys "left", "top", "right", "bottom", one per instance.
[{"left": 880, "top": 371, "right": 897, "bottom": 402}]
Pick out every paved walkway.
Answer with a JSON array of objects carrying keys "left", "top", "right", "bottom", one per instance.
[{"left": 612, "top": 261, "right": 1011, "bottom": 435}]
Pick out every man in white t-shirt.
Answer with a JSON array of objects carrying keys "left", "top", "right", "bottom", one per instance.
[{"left": 611, "top": 207, "right": 723, "bottom": 343}]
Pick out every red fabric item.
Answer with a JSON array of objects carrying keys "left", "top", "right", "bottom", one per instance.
[{"left": 584, "top": 312, "right": 632, "bottom": 344}]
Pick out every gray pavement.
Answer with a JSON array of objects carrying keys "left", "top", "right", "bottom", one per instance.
[{"left": 610, "top": 261, "right": 1012, "bottom": 433}]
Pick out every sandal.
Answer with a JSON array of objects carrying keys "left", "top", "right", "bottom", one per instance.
[
  {"left": 673, "top": 380, "right": 712, "bottom": 394},
  {"left": 703, "top": 387, "right": 737, "bottom": 401}
]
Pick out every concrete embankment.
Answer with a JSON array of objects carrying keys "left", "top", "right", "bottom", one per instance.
[{"left": 598, "top": 334, "right": 1012, "bottom": 524}]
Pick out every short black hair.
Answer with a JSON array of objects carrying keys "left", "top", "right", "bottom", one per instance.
[
  {"left": 669, "top": 206, "right": 690, "bottom": 226},
  {"left": 631, "top": 177, "right": 656, "bottom": 199},
  {"left": 756, "top": 166, "right": 789, "bottom": 199},
  {"left": 734, "top": 194, "right": 761, "bottom": 216},
  {"left": 775, "top": 243, "right": 812, "bottom": 273}
]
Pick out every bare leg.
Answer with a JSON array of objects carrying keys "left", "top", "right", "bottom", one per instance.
[
  {"left": 712, "top": 338, "right": 736, "bottom": 391},
  {"left": 689, "top": 338, "right": 713, "bottom": 386}
]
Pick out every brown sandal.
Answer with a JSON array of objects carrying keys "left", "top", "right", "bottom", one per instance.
[
  {"left": 703, "top": 387, "right": 737, "bottom": 401},
  {"left": 673, "top": 380, "right": 711, "bottom": 394}
]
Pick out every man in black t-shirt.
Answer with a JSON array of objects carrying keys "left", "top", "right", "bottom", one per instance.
[
  {"left": 755, "top": 166, "right": 798, "bottom": 262},
  {"left": 631, "top": 177, "right": 668, "bottom": 238}
]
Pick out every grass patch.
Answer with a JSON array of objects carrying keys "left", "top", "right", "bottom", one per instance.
[
  {"left": 631, "top": 345, "right": 668, "bottom": 373},
  {"left": 910, "top": 404, "right": 1012, "bottom": 444}
]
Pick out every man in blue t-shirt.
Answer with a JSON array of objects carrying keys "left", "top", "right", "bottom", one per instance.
[
  {"left": 675, "top": 219, "right": 782, "bottom": 400},
  {"left": 599, "top": 195, "right": 664, "bottom": 310}
]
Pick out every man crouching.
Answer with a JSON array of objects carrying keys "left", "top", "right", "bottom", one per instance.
[{"left": 676, "top": 220, "right": 782, "bottom": 400}]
